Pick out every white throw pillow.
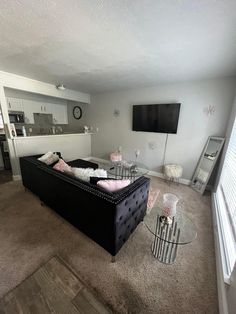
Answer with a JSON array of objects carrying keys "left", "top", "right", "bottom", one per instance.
[
  {"left": 72, "top": 167, "right": 107, "bottom": 182},
  {"left": 38, "top": 151, "right": 59, "bottom": 165}
]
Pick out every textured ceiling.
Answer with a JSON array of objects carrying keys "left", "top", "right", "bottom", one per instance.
[{"left": 0, "top": 0, "right": 236, "bottom": 93}]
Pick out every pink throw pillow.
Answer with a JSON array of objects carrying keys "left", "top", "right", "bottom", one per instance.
[
  {"left": 97, "top": 179, "right": 130, "bottom": 192},
  {"left": 53, "top": 159, "right": 71, "bottom": 173}
]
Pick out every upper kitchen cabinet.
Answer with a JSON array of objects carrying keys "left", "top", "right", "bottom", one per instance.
[
  {"left": 30, "top": 101, "right": 52, "bottom": 114},
  {"left": 6, "top": 97, "right": 68, "bottom": 125},
  {"left": 22, "top": 99, "right": 51, "bottom": 124},
  {"left": 51, "top": 103, "right": 68, "bottom": 124},
  {"left": 7, "top": 98, "right": 23, "bottom": 111},
  {"left": 40, "top": 103, "right": 52, "bottom": 114},
  {"left": 22, "top": 100, "right": 35, "bottom": 124}
]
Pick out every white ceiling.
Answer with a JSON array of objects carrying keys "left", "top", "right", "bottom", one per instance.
[{"left": 0, "top": 0, "right": 236, "bottom": 93}]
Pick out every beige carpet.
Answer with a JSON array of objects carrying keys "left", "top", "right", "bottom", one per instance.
[
  {"left": 0, "top": 170, "right": 12, "bottom": 185},
  {"left": 0, "top": 178, "right": 218, "bottom": 313}
]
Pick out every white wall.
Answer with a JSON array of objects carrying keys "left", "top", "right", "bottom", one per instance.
[
  {"left": 14, "top": 134, "right": 91, "bottom": 159},
  {"left": 67, "top": 101, "right": 89, "bottom": 132},
  {"left": 12, "top": 133, "right": 92, "bottom": 178},
  {"left": 88, "top": 77, "right": 236, "bottom": 181},
  {"left": 5, "top": 88, "right": 68, "bottom": 107},
  {"left": 0, "top": 71, "right": 90, "bottom": 103}
]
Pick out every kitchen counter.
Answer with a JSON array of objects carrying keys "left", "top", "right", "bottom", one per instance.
[{"left": 13, "top": 132, "right": 93, "bottom": 140}]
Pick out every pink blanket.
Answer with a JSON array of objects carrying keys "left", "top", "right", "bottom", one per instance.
[{"left": 147, "top": 187, "right": 160, "bottom": 214}]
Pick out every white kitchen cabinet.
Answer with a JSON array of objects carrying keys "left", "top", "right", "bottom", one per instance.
[
  {"left": 7, "top": 98, "right": 23, "bottom": 111},
  {"left": 32, "top": 101, "right": 44, "bottom": 114},
  {"left": 33, "top": 102, "right": 50, "bottom": 114},
  {"left": 22, "top": 100, "right": 35, "bottom": 124},
  {"left": 41, "top": 103, "right": 52, "bottom": 114},
  {"left": 6, "top": 97, "right": 68, "bottom": 125},
  {"left": 51, "top": 103, "right": 68, "bottom": 124}
]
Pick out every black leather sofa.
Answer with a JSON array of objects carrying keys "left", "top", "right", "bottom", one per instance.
[{"left": 20, "top": 154, "right": 150, "bottom": 257}]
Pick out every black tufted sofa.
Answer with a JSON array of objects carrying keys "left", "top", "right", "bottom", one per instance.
[{"left": 20, "top": 155, "right": 150, "bottom": 258}]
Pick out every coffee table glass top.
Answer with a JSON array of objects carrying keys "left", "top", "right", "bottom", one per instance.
[
  {"left": 107, "top": 161, "right": 149, "bottom": 178},
  {"left": 144, "top": 207, "right": 197, "bottom": 245}
]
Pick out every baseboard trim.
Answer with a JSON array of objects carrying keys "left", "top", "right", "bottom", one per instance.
[
  {"left": 148, "top": 170, "right": 190, "bottom": 185},
  {"left": 211, "top": 193, "right": 229, "bottom": 314},
  {"left": 12, "top": 174, "right": 22, "bottom": 181},
  {"left": 82, "top": 156, "right": 94, "bottom": 161},
  {"left": 87, "top": 156, "right": 110, "bottom": 164},
  {"left": 87, "top": 157, "right": 190, "bottom": 185}
]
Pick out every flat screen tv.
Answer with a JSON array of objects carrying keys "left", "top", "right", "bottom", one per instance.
[{"left": 132, "top": 103, "right": 181, "bottom": 134}]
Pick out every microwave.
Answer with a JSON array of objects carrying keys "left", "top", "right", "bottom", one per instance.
[{"left": 8, "top": 111, "right": 25, "bottom": 124}]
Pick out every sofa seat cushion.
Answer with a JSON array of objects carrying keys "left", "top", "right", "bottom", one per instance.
[
  {"left": 67, "top": 159, "right": 98, "bottom": 169},
  {"left": 97, "top": 179, "right": 131, "bottom": 192},
  {"left": 72, "top": 167, "right": 107, "bottom": 182},
  {"left": 90, "top": 177, "right": 114, "bottom": 184}
]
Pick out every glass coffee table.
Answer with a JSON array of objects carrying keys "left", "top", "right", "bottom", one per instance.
[
  {"left": 107, "top": 161, "right": 149, "bottom": 181},
  {"left": 144, "top": 207, "right": 197, "bottom": 264}
]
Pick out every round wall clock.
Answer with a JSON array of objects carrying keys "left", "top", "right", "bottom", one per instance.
[{"left": 73, "top": 106, "right": 82, "bottom": 120}]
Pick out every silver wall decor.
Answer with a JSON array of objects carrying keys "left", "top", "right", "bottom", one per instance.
[
  {"left": 203, "top": 105, "right": 215, "bottom": 116},
  {"left": 113, "top": 109, "right": 120, "bottom": 117}
]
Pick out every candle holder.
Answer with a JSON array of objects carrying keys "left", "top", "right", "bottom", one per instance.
[{"left": 161, "top": 193, "right": 179, "bottom": 224}]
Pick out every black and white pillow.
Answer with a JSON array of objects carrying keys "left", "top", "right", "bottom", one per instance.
[{"left": 38, "top": 151, "right": 59, "bottom": 165}]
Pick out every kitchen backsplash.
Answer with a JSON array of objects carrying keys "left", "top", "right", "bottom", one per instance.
[{"left": 18, "top": 113, "right": 84, "bottom": 136}]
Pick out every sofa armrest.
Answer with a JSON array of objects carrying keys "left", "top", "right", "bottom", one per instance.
[{"left": 112, "top": 177, "right": 150, "bottom": 255}]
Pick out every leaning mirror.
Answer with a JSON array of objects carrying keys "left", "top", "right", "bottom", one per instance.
[{"left": 191, "top": 136, "right": 225, "bottom": 194}]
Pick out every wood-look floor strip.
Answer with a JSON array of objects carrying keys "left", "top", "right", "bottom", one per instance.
[
  {"left": 73, "top": 287, "right": 111, "bottom": 314},
  {"left": 43, "top": 257, "right": 83, "bottom": 298},
  {"left": 0, "top": 256, "right": 112, "bottom": 314}
]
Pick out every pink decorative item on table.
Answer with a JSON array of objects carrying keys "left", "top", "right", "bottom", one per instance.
[
  {"left": 147, "top": 187, "right": 160, "bottom": 214},
  {"left": 110, "top": 151, "right": 122, "bottom": 162}
]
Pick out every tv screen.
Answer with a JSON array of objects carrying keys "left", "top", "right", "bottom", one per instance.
[{"left": 132, "top": 103, "right": 181, "bottom": 134}]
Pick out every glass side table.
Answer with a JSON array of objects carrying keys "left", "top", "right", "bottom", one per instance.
[
  {"left": 144, "top": 207, "right": 197, "bottom": 264},
  {"left": 107, "top": 161, "right": 149, "bottom": 181}
]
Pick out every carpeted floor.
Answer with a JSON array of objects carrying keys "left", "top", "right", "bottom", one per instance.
[
  {"left": 0, "top": 178, "right": 218, "bottom": 313},
  {"left": 0, "top": 170, "right": 12, "bottom": 185}
]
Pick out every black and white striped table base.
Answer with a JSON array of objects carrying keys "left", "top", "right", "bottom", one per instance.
[{"left": 151, "top": 215, "right": 180, "bottom": 264}]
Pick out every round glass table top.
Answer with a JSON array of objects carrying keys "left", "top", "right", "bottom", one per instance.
[
  {"left": 144, "top": 207, "right": 197, "bottom": 245},
  {"left": 107, "top": 161, "right": 149, "bottom": 178}
]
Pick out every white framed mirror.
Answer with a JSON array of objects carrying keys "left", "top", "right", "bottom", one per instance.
[{"left": 191, "top": 136, "right": 225, "bottom": 194}]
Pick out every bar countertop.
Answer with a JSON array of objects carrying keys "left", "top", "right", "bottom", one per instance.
[{"left": 12, "top": 133, "right": 93, "bottom": 140}]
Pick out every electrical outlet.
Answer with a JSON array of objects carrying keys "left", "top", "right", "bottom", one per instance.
[{"left": 148, "top": 141, "right": 157, "bottom": 150}]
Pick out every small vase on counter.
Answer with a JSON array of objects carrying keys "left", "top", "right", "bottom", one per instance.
[
  {"left": 22, "top": 126, "right": 27, "bottom": 137},
  {"left": 84, "top": 126, "right": 89, "bottom": 133}
]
